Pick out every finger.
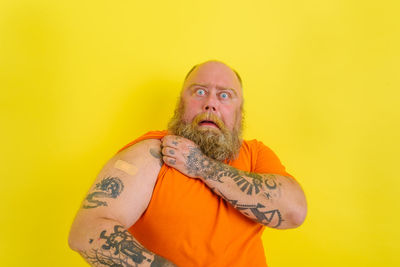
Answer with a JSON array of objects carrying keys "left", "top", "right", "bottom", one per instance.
[
  {"left": 161, "top": 138, "right": 169, "bottom": 148},
  {"left": 163, "top": 156, "right": 177, "bottom": 166},
  {"left": 162, "top": 147, "right": 177, "bottom": 157},
  {"left": 162, "top": 136, "right": 180, "bottom": 148}
]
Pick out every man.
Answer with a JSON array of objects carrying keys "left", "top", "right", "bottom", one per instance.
[{"left": 69, "top": 60, "right": 307, "bottom": 267}]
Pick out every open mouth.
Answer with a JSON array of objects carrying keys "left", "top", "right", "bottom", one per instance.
[{"left": 199, "top": 120, "right": 220, "bottom": 129}]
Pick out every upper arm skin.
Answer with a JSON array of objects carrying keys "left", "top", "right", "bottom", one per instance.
[{"left": 72, "top": 139, "right": 162, "bottom": 229}]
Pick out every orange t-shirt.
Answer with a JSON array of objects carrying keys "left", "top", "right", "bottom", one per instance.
[{"left": 118, "top": 131, "right": 294, "bottom": 267}]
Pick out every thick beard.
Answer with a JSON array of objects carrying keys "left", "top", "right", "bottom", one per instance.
[{"left": 167, "top": 101, "right": 243, "bottom": 162}]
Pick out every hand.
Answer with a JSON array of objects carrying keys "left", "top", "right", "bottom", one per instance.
[{"left": 161, "top": 135, "right": 206, "bottom": 179}]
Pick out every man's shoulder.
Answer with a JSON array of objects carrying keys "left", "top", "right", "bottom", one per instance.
[
  {"left": 117, "top": 130, "right": 168, "bottom": 154},
  {"left": 242, "top": 138, "right": 274, "bottom": 149},
  {"left": 239, "top": 139, "right": 275, "bottom": 157},
  {"left": 110, "top": 138, "right": 163, "bottom": 172},
  {"left": 241, "top": 138, "right": 262, "bottom": 150}
]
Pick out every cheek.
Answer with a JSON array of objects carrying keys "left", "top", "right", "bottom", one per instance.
[
  {"left": 182, "top": 99, "right": 201, "bottom": 122},
  {"left": 220, "top": 107, "right": 237, "bottom": 130},
  {"left": 234, "top": 109, "right": 242, "bottom": 129}
]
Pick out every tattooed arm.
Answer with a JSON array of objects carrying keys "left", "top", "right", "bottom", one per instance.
[
  {"left": 161, "top": 135, "right": 307, "bottom": 230},
  {"left": 69, "top": 139, "right": 176, "bottom": 266},
  {"left": 70, "top": 218, "right": 174, "bottom": 266}
]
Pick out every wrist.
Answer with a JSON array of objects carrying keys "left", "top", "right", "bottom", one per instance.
[
  {"left": 185, "top": 146, "right": 211, "bottom": 180},
  {"left": 195, "top": 155, "right": 221, "bottom": 181}
]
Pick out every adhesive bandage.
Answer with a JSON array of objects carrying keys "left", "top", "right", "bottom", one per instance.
[{"left": 114, "top": 159, "right": 138, "bottom": 175}]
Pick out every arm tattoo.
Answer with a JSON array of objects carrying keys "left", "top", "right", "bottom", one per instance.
[
  {"left": 185, "top": 147, "right": 225, "bottom": 180},
  {"left": 185, "top": 147, "right": 281, "bottom": 196},
  {"left": 151, "top": 255, "right": 173, "bottom": 267},
  {"left": 83, "top": 177, "right": 124, "bottom": 209},
  {"left": 185, "top": 147, "right": 285, "bottom": 227},
  {"left": 150, "top": 148, "right": 163, "bottom": 167},
  {"left": 100, "top": 225, "right": 148, "bottom": 263},
  {"left": 219, "top": 191, "right": 283, "bottom": 228},
  {"left": 83, "top": 225, "right": 173, "bottom": 266}
]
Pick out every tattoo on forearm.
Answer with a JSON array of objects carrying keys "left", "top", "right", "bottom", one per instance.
[
  {"left": 83, "top": 177, "right": 124, "bottom": 209},
  {"left": 184, "top": 146, "right": 286, "bottom": 227},
  {"left": 186, "top": 147, "right": 225, "bottom": 180},
  {"left": 100, "top": 225, "right": 149, "bottom": 263},
  {"left": 219, "top": 192, "right": 283, "bottom": 228},
  {"left": 150, "top": 148, "right": 163, "bottom": 167},
  {"left": 83, "top": 225, "right": 155, "bottom": 266},
  {"left": 219, "top": 169, "right": 282, "bottom": 198},
  {"left": 151, "top": 255, "right": 173, "bottom": 267},
  {"left": 248, "top": 205, "right": 282, "bottom": 228},
  {"left": 265, "top": 177, "right": 278, "bottom": 189},
  {"left": 185, "top": 147, "right": 281, "bottom": 196},
  {"left": 225, "top": 170, "right": 263, "bottom": 195}
]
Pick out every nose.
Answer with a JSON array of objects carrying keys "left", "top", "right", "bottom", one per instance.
[
  {"left": 203, "top": 95, "right": 218, "bottom": 112},
  {"left": 204, "top": 104, "right": 216, "bottom": 112}
]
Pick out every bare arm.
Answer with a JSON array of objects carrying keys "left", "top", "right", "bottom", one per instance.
[
  {"left": 161, "top": 135, "right": 307, "bottom": 229},
  {"left": 70, "top": 217, "right": 174, "bottom": 266},
  {"left": 69, "top": 139, "right": 176, "bottom": 266}
]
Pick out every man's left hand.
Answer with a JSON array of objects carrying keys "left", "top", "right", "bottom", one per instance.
[{"left": 161, "top": 135, "right": 205, "bottom": 179}]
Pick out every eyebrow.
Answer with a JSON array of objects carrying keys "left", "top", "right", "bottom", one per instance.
[{"left": 188, "top": 83, "right": 238, "bottom": 97}]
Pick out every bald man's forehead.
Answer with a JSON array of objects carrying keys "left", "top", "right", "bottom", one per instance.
[
  {"left": 187, "top": 66, "right": 241, "bottom": 88},
  {"left": 184, "top": 61, "right": 243, "bottom": 88},
  {"left": 194, "top": 62, "right": 236, "bottom": 77}
]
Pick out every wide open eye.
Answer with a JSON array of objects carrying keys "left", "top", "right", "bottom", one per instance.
[
  {"left": 220, "top": 92, "right": 230, "bottom": 99},
  {"left": 196, "top": 89, "right": 206, "bottom": 96}
]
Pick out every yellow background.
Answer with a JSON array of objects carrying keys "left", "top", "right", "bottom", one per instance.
[{"left": 1, "top": 0, "right": 399, "bottom": 266}]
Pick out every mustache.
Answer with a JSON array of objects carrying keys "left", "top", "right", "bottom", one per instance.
[{"left": 191, "top": 113, "right": 226, "bottom": 130}]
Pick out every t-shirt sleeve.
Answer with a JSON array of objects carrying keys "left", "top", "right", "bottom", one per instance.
[
  {"left": 116, "top": 130, "right": 167, "bottom": 154},
  {"left": 253, "top": 141, "right": 295, "bottom": 179}
]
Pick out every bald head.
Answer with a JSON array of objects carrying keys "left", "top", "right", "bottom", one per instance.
[{"left": 183, "top": 60, "right": 242, "bottom": 90}]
